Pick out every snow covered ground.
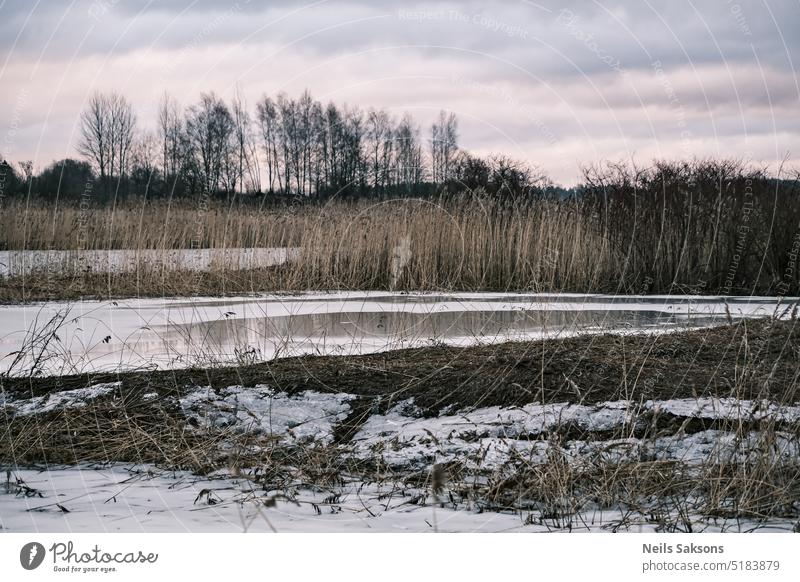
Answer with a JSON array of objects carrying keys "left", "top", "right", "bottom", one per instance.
[
  {"left": 1, "top": 465, "right": 794, "bottom": 533},
  {"left": 0, "top": 466, "right": 593, "bottom": 533},
  {"left": 351, "top": 398, "right": 800, "bottom": 468},
  {"left": 1, "top": 292, "right": 791, "bottom": 375},
  {"left": 2, "top": 384, "right": 798, "bottom": 532},
  {"left": 0, "top": 465, "right": 541, "bottom": 533},
  {"left": 6, "top": 384, "right": 797, "bottom": 470}
]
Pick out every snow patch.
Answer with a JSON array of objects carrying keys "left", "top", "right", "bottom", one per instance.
[
  {"left": 179, "top": 385, "right": 354, "bottom": 443},
  {"left": 650, "top": 397, "right": 800, "bottom": 422},
  {"left": 353, "top": 398, "right": 800, "bottom": 468},
  {"left": 0, "top": 247, "right": 299, "bottom": 277},
  {"left": 2, "top": 382, "right": 121, "bottom": 416}
]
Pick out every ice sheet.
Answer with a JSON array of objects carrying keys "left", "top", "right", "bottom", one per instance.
[{"left": 2, "top": 292, "right": 790, "bottom": 376}]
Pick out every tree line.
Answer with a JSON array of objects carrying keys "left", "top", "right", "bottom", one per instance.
[{"left": 4, "top": 89, "right": 551, "bottom": 202}]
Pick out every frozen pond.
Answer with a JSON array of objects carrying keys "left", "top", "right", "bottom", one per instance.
[
  {"left": 0, "top": 292, "right": 794, "bottom": 376},
  {"left": 0, "top": 247, "right": 299, "bottom": 277}
]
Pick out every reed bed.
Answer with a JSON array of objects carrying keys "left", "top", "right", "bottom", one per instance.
[
  {"left": 0, "top": 195, "right": 620, "bottom": 298},
  {"left": 0, "top": 198, "right": 301, "bottom": 250},
  {"left": 1, "top": 182, "right": 797, "bottom": 299}
]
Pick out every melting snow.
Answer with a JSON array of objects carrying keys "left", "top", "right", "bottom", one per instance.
[
  {"left": 352, "top": 398, "right": 800, "bottom": 468},
  {"left": 179, "top": 385, "right": 355, "bottom": 443},
  {"left": 1, "top": 382, "right": 121, "bottom": 416},
  {"left": 3, "top": 389, "right": 799, "bottom": 532},
  {"left": 650, "top": 397, "right": 800, "bottom": 422},
  {"left": 1, "top": 465, "right": 794, "bottom": 533}
]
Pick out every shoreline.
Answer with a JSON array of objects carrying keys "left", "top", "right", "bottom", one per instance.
[{"left": 3, "top": 318, "right": 796, "bottom": 419}]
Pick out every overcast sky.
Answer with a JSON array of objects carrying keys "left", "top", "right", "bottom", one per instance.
[{"left": 1, "top": 0, "right": 797, "bottom": 185}]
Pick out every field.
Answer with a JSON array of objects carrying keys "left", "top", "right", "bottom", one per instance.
[
  {"left": 2, "top": 318, "right": 799, "bottom": 532},
  {"left": 2, "top": 189, "right": 800, "bottom": 533}
]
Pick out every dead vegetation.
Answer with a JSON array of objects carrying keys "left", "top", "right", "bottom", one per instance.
[
  {"left": 3, "top": 158, "right": 799, "bottom": 301},
  {"left": 2, "top": 318, "right": 799, "bottom": 529}
]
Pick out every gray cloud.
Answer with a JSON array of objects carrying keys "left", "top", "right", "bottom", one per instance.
[{"left": 1, "top": 0, "right": 797, "bottom": 184}]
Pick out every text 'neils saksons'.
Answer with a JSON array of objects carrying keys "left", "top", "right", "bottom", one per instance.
[{"left": 643, "top": 543, "right": 724, "bottom": 554}]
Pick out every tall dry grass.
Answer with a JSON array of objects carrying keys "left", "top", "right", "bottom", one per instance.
[
  {"left": 0, "top": 198, "right": 300, "bottom": 250},
  {"left": 1, "top": 174, "right": 798, "bottom": 298},
  {"left": 0, "top": 194, "right": 621, "bottom": 295},
  {"left": 293, "top": 194, "right": 618, "bottom": 290}
]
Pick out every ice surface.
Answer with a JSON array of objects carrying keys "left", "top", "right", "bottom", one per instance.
[{"left": 1, "top": 292, "right": 791, "bottom": 376}]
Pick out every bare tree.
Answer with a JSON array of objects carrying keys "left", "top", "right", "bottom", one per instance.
[
  {"left": 130, "top": 131, "right": 159, "bottom": 195},
  {"left": 298, "top": 91, "right": 315, "bottom": 196},
  {"left": 319, "top": 102, "right": 342, "bottom": 193},
  {"left": 77, "top": 92, "right": 110, "bottom": 181},
  {"left": 259, "top": 91, "right": 404, "bottom": 197},
  {"left": 158, "top": 92, "right": 184, "bottom": 185},
  {"left": 77, "top": 91, "right": 136, "bottom": 191},
  {"left": 231, "top": 88, "right": 260, "bottom": 194},
  {"left": 256, "top": 95, "right": 281, "bottom": 193},
  {"left": 276, "top": 93, "right": 298, "bottom": 194},
  {"left": 185, "top": 92, "right": 234, "bottom": 195},
  {"left": 430, "top": 110, "right": 458, "bottom": 184},
  {"left": 107, "top": 92, "right": 136, "bottom": 184},
  {"left": 395, "top": 114, "right": 423, "bottom": 190},
  {"left": 75, "top": 88, "right": 462, "bottom": 199},
  {"left": 330, "top": 105, "right": 364, "bottom": 194},
  {"left": 366, "top": 109, "right": 394, "bottom": 192}
]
